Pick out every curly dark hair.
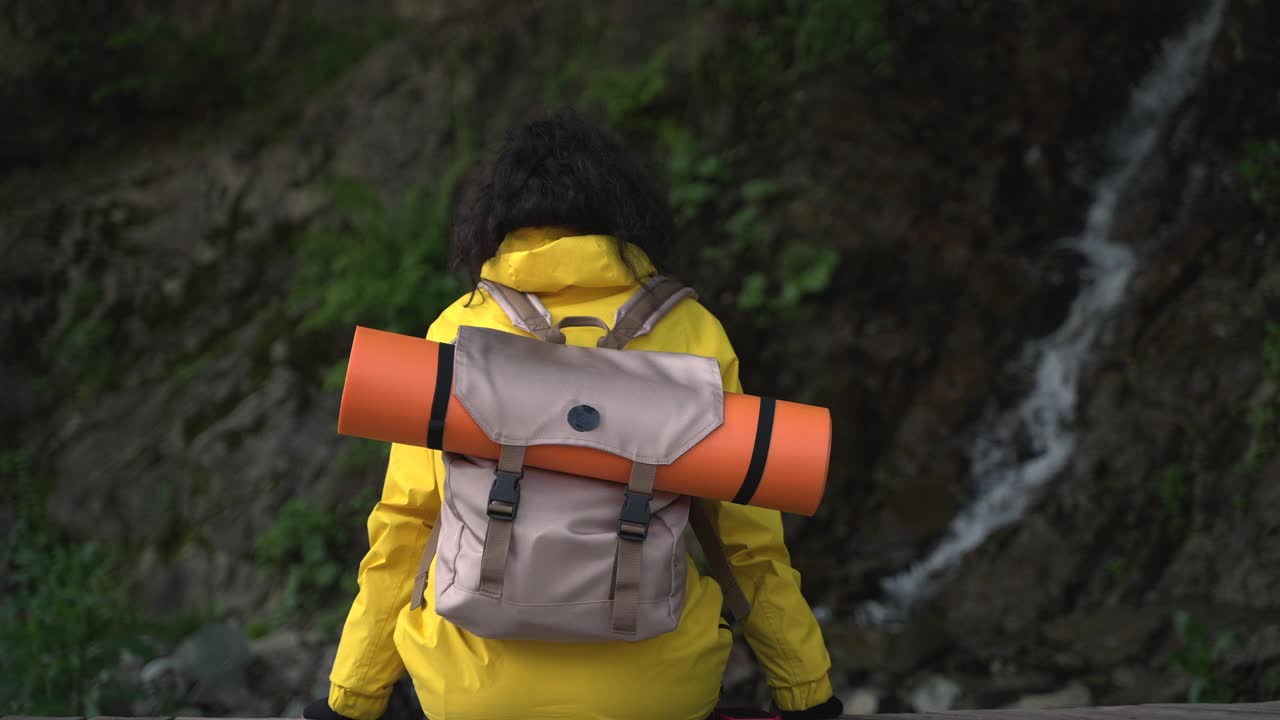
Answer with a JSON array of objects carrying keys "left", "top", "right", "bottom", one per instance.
[{"left": 449, "top": 110, "right": 676, "bottom": 286}]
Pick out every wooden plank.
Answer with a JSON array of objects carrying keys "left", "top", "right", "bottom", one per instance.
[{"left": 839, "top": 701, "right": 1280, "bottom": 719}]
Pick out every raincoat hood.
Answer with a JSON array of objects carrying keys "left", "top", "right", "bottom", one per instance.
[{"left": 479, "top": 227, "right": 656, "bottom": 293}]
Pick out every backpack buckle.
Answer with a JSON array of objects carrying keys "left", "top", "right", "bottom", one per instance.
[
  {"left": 618, "top": 489, "right": 652, "bottom": 541},
  {"left": 487, "top": 469, "right": 523, "bottom": 521}
]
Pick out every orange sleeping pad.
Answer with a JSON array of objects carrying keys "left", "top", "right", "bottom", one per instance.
[{"left": 337, "top": 326, "right": 831, "bottom": 516}]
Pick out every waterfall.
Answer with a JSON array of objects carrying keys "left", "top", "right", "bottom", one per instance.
[{"left": 857, "top": 0, "right": 1227, "bottom": 628}]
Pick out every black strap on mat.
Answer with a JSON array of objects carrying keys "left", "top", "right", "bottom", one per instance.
[
  {"left": 426, "top": 342, "right": 455, "bottom": 449},
  {"left": 732, "top": 397, "right": 775, "bottom": 506}
]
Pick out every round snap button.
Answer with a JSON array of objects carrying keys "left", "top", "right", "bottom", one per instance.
[{"left": 567, "top": 404, "right": 600, "bottom": 432}]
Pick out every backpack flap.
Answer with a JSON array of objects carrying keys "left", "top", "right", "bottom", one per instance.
[{"left": 451, "top": 324, "right": 725, "bottom": 463}]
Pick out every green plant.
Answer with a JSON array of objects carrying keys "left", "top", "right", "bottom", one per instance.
[
  {"left": 1262, "top": 664, "right": 1280, "bottom": 702},
  {"left": 1, "top": 531, "right": 148, "bottom": 714},
  {"left": 659, "top": 122, "right": 732, "bottom": 223},
  {"left": 0, "top": 448, "right": 33, "bottom": 478},
  {"left": 38, "top": 10, "right": 398, "bottom": 156},
  {"left": 289, "top": 125, "right": 471, "bottom": 342},
  {"left": 701, "top": 177, "right": 840, "bottom": 318},
  {"left": 1241, "top": 403, "right": 1277, "bottom": 474},
  {"left": 1239, "top": 139, "right": 1280, "bottom": 218},
  {"left": 282, "top": 18, "right": 399, "bottom": 97},
  {"left": 776, "top": 242, "right": 841, "bottom": 309},
  {"left": 1169, "top": 611, "right": 1238, "bottom": 703},
  {"left": 542, "top": 14, "right": 673, "bottom": 134},
  {"left": 1104, "top": 557, "right": 1129, "bottom": 582},
  {"left": 1239, "top": 324, "right": 1280, "bottom": 473},
  {"left": 1157, "top": 463, "right": 1190, "bottom": 522},
  {"left": 337, "top": 439, "right": 392, "bottom": 472},
  {"left": 53, "top": 13, "right": 396, "bottom": 114},
  {"left": 1, "top": 455, "right": 150, "bottom": 715},
  {"left": 254, "top": 499, "right": 356, "bottom": 630},
  {"left": 726, "top": 179, "right": 785, "bottom": 252},
  {"left": 713, "top": 0, "right": 893, "bottom": 93},
  {"left": 788, "top": 0, "right": 893, "bottom": 76},
  {"left": 542, "top": 0, "right": 603, "bottom": 106},
  {"left": 42, "top": 14, "right": 248, "bottom": 116},
  {"left": 1263, "top": 323, "right": 1280, "bottom": 381},
  {"left": 49, "top": 281, "right": 117, "bottom": 400},
  {"left": 581, "top": 48, "right": 672, "bottom": 129}
]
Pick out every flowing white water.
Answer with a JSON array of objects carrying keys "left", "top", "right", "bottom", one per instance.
[{"left": 857, "top": 0, "right": 1227, "bottom": 628}]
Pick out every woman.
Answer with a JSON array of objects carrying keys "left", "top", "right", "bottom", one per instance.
[{"left": 305, "top": 112, "right": 843, "bottom": 720}]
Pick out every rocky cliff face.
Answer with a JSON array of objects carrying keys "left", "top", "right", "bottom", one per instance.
[{"left": 2, "top": 0, "right": 1278, "bottom": 715}]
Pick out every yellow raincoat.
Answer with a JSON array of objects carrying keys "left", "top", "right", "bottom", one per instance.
[{"left": 327, "top": 228, "right": 833, "bottom": 720}]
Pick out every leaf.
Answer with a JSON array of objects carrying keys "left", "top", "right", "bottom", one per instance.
[
  {"left": 1188, "top": 677, "right": 1206, "bottom": 703},
  {"left": 741, "top": 178, "right": 784, "bottom": 202},
  {"left": 1210, "top": 631, "right": 1237, "bottom": 660},
  {"left": 1173, "top": 610, "right": 1195, "bottom": 641},
  {"left": 737, "top": 272, "right": 769, "bottom": 311}
]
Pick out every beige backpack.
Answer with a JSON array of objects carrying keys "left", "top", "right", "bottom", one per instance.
[{"left": 408, "top": 276, "right": 751, "bottom": 641}]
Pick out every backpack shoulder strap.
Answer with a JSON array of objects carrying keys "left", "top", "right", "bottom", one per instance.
[
  {"left": 690, "top": 499, "right": 752, "bottom": 623},
  {"left": 596, "top": 275, "right": 696, "bottom": 350},
  {"left": 478, "top": 276, "right": 695, "bottom": 349},
  {"left": 477, "top": 279, "right": 558, "bottom": 341}
]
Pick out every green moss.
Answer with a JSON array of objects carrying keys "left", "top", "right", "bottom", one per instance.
[
  {"left": 1156, "top": 463, "right": 1190, "bottom": 524},
  {"left": 1263, "top": 323, "right": 1280, "bottom": 381},
  {"left": 1238, "top": 324, "right": 1280, "bottom": 474},
  {"left": 1239, "top": 139, "right": 1280, "bottom": 218},
  {"left": 1104, "top": 557, "right": 1128, "bottom": 582},
  {"left": 1241, "top": 404, "right": 1277, "bottom": 474},
  {"left": 46, "top": 280, "right": 118, "bottom": 401}
]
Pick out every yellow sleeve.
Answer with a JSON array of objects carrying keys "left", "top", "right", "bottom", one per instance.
[
  {"left": 705, "top": 332, "right": 835, "bottom": 712},
  {"left": 327, "top": 442, "right": 443, "bottom": 719},
  {"left": 327, "top": 315, "right": 461, "bottom": 720}
]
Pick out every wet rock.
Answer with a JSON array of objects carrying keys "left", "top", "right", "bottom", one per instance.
[
  {"left": 1259, "top": 266, "right": 1280, "bottom": 302},
  {"left": 1005, "top": 681, "right": 1092, "bottom": 710},
  {"left": 1098, "top": 666, "right": 1189, "bottom": 706},
  {"left": 833, "top": 624, "right": 893, "bottom": 672},
  {"left": 282, "top": 698, "right": 308, "bottom": 717},
  {"left": 133, "top": 620, "right": 265, "bottom": 715},
  {"left": 838, "top": 686, "right": 881, "bottom": 715},
  {"left": 954, "top": 668, "right": 1060, "bottom": 708},
  {"left": 250, "top": 629, "right": 312, "bottom": 701},
  {"left": 1024, "top": 246, "right": 1087, "bottom": 339},
  {"left": 173, "top": 620, "right": 254, "bottom": 709},
  {"left": 833, "top": 610, "right": 948, "bottom": 674},
  {"left": 1226, "top": 624, "right": 1280, "bottom": 668},
  {"left": 940, "top": 514, "right": 1078, "bottom": 648},
  {"left": 1042, "top": 607, "right": 1165, "bottom": 666},
  {"left": 245, "top": 631, "right": 363, "bottom": 717},
  {"left": 904, "top": 673, "right": 962, "bottom": 712}
]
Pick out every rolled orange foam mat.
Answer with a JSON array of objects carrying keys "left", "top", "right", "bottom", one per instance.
[{"left": 338, "top": 326, "right": 831, "bottom": 516}]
